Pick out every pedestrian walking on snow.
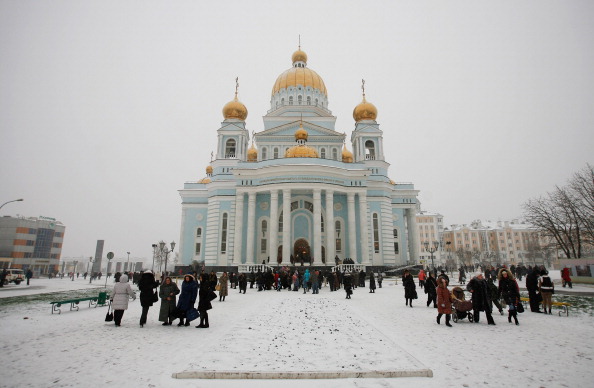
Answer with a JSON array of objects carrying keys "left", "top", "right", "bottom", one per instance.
[
  {"left": 138, "top": 271, "right": 159, "bottom": 327},
  {"left": 110, "top": 274, "right": 135, "bottom": 326},
  {"left": 403, "top": 270, "right": 417, "bottom": 307},
  {"left": 436, "top": 276, "right": 453, "bottom": 327},
  {"left": 159, "top": 276, "right": 179, "bottom": 325},
  {"left": 177, "top": 274, "right": 198, "bottom": 327}
]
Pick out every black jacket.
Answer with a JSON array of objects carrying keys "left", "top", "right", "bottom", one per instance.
[
  {"left": 138, "top": 273, "right": 159, "bottom": 307},
  {"left": 466, "top": 277, "right": 492, "bottom": 313}
]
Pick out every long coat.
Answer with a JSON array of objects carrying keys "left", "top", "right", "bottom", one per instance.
[
  {"left": 198, "top": 280, "right": 213, "bottom": 312},
  {"left": 467, "top": 277, "right": 492, "bottom": 313},
  {"left": 218, "top": 273, "right": 228, "bottom": 297},
  {"left": 498, "top": 276, "right": 519, "bottom": 305},
  {"left": 177, "top": 276, "right": 198, "bottom": 312},
  {"left": 403, "top": 274, "right": 418, "bottom": 299},
  {"left": 159, "top": 281, "right": 180, "bottom": 322},
  {"left": 369, "top": 273, "right": 376, "bottom": 290},
  {"left": 424, "top": 276, "right": 437, "bottom": 296},
  {"left": 111, "top": 274, "right": 135, "bottom": 310},
  {"left": 437, "top": 285, "right": 452, "bottom": 314},
  {"left": 138, "top": 272, "right": 159, "bottom": 307}
]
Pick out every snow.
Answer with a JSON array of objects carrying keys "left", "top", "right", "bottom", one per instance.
[{"left": 0, "top": 272, "right": 593, "bottom": 388}]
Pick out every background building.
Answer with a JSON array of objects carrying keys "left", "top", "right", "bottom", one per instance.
[
  {"left": 416, "top": 211, "right": 445, "bottom": 268},
  {"left": 0, "top": 215, "right": 65, "bottom": 275}
]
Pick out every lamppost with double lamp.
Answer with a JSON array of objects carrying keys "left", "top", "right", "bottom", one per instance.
[
  {"left": 424, "top": 240, "right": 440, "bottom": 270},
  {"left": 0, "top": 198, "right": 24, "bottom": 212},
  {"left": 71, "top": 261, "right": 78, "bottom": 281},
  {"left": 151, "top": 244, "right": 158, "bottom": 272},
  {"left": 88, "top": 257, "right": 94, "bottom": 284},
  {"left": 159, "top": 241, "right": 175, "bottom": 277}
]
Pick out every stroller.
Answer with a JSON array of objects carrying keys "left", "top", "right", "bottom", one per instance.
[{"left": 451, "top": 286, "right": 474, "bottom": 323}]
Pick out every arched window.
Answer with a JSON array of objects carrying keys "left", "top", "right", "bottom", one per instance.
[
  {"left": 365, "top": 140, "right": 376, "bottom": 160},
  {"left": 335, "top": 221, "right": 342, "bottom": 252},
  {"left": 315, "top": 98, "right": 318, "bottom": 106},
  {"left": 373, "top": 214, "right": 380, "bottom": 253},
  {"left": 289, "top": 96, "right": 294, "bottom": 105},
  {"left": 332, "top": 148, "right": 338, "bottom": 160},
  {"left": 225, "top": 139, "right": 236, "bottom": 158},
  {"left": 261, "top": 220, "right": 268, "bottom": 253},
  {"left": 393, "top": 229, "right": 399, "bottom": 254},
  {"left": 281, "top": 98, "right": 285, "bottom": 105},
  {"left": 220, "top": 213, "right": 228, "bottom": 253},
  {"left": 298, "top": 95, "right": 302, "bottom": 105},
  {"left": 195, "top": 227, "right": 202, "bottom": 256},
  {"left": 261, "top": 147, "right": 267, "bottom": 160},
  {"left": 279, "top": 212, "right": 283, "bottom": 232},
  {"left": 196, "top": 228, "right": 202, "bottom": 238},
  {"left": 273, "top": 147, "right": 279, "bottom": 159},
  {"left": 307, "top": 96, "right": 311, "bottom": 105},
  {"left": 320, "top": 148, "right": 326, "bottom": 159}
]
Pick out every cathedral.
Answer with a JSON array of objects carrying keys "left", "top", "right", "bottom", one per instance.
[{"left": 178, "top": 47, "right": 419, "bottom": 270}]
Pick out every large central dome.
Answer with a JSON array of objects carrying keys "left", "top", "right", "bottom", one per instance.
[{"left": 271, "top": 49, "right": 327, "bottom": 97}]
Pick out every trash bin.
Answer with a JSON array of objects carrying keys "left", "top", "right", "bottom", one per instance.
[{"left": 97, "top": 292, "right": 107, "bottom": 305}]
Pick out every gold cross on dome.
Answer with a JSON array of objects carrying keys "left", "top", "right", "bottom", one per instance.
[{"left": 235, "top": 77, "right": 239, "bottom": 98}]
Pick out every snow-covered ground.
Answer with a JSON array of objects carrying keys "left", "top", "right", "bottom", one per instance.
[{"left": 0, "top": 272, "right": 593, "bottom": 388}]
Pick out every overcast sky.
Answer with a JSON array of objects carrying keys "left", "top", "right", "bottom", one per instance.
[{"left": 1, "top": 1, "right": 593, "bottom": 263}]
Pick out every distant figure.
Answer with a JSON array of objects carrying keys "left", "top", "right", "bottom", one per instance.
[
  {"left": 138, "top": 271, "right": 159, "bottom": 327},
  {"left": 539, "top": 270, "right": 555, "bottom": 315},
  {"left": 196, "top": 273, "right": 213, "bottom": 328},
  {"left": 436, "top": 276, "right": 453, "bottom": 327},
  {"left": 402, "top": 270, "right": 417, "bottom": 307},
  {"left": 0, "top": 269, "right": 7, "bottom": 287},
  {"left": 561, "top": 267, "right": 572, "bottom": 289},
  {"left": 26, "top": 269, "right": 33, "bottom": 285},
  {"left": 343, "top": 272, "right": 353, "bottom": 299},
  {"left": 369, "top": 272, "right": 376, "bottom": 293}
]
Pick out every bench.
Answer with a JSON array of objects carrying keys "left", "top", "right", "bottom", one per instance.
[
  {"left": 50, "top": 292, "right": 108, "bottom": 314},
  {"left": 519, "top": 297, "right": 571, "bottom": 316}
]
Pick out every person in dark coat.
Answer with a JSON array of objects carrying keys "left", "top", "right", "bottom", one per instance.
[
  {"left": 343, "top": 272, "right": 353, "bottom": 299},
  {"left": 25, "top": 269, "right": 33, "bottom": 285},
  {"left": 138, "top": 271, "right": 159, "bottom": 327},
  {"left": 369, "top": 272, "right": 376, "bottom": 293},
  {"left": 177, "top": 274, "right": 198, "bottom": 327},
  {"left": 467, "top": 273, "right": 495, "bottom": 325},
  {"left": 498, "top": 268, "right": 520, "bottom": 325},
  {"left": 114, "top": 272, "right": 121, "bottom": 283},
  {"left": 487, "top": 277, "right": 504, "bottom": 315},
  {"left": 402, "top": 270, "right": 417, "bottom": 307},
  {"left": 377, "top": 272, "right": 383, "bottom": 288},
  {"left": 359, "top": 270, "right": 366, "bottom": 287},
  {"left": 238, "top": 272, "right": 247, "bottom": 294},
  {"left": 159, "top": 276, "right": 180, "bottom": 325},
  {"left": 424, "top": 272, "right": 438, "bottom": 308},
  {"left": 196, "top": 273, "right": 213, "bottom": 328},
  {"left": 0, "top": 269, "right": 7, "bottom": 287},
  {"left": 525, "top": 267, "right": 542, "bottom": 313}
]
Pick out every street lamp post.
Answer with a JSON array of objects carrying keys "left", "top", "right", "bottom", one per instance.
[
  {"left": 88, "top": 257, "right": 94, "bottom": 284},
  {"left": 71, "top": 261, "right": 78, "bottom": 281},
  {"left": 151, "top": 244, "right": 158, "bottom": 272},
  {"left": 424, "top": 241, "right": 440, "bottom": 271},
  {"left": 159, "top": 241, "right": 176, "bottom": 278},
  {"left": 0, "top": 198, "right": 24, "bottom": 212},
  {"left": 126, "top": 252, "right": 130, "bottom": 273},
  {"left": 104, "top": 254, "right": 113, "bottom": 288}
]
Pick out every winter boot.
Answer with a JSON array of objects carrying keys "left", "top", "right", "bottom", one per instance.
[
  {"left": 513, "top": 311, "right": 519, "bottom": 325},
  {"left": 178, "top": 318, "right": 185, "bottom": 327},
  {"left": 204, "top": 315, "right": 209, "bottom": 328},
  {"left": 196, "top": 317, "right": 205, "bottom": 328},
  {"left": 508, "top": 311, "right": 512, "bottom": 323},
  {"left": 445, "top": 314, "right": 452, "bottom": 327},
  {"left": 436, "top": 314, "right": 441, "bottom": 324}
]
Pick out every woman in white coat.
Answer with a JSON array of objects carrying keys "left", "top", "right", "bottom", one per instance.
[{"left": 110, "top": 274, "right": 136, "bottom": 326}]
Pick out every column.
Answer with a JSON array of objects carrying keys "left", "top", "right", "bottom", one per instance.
[
  {"left": 347, "top": 192, "right": 357, "bottom": 262},
  {"left": 313, "top": 189, "right": 322, "bottom": 265},
  {"left": 269, "top": 190, "right": 279, "bottom": 265},
  {"left": 406, "top": 208, "right": 419, "bottom": 265},
  {"left": 232, "top": 193, "right": 244, "bottom": 264},
  {"left": 359, "top": 192, "right": 371, "bottom": 265},
  {"left": 325, "top": 190, "right": 335, "bottom": 265},
  {"left": 282, "top": 189, "right": 291, "bottom": 265},
  {"left": 246, "top": 192, "right": 257, "bottom": 264}
]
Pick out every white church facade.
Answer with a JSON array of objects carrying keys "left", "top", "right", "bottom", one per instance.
[{"left": 178, "top": 47, "right": 420, "bottom": 269}]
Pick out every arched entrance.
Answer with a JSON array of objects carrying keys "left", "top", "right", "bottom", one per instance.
[{"left": 293, "top": 238, "right": 311, "bottom": 264}]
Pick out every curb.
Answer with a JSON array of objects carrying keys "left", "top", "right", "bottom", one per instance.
[{"left": 172, "top": 369, "right": 434, "bottom": 379}]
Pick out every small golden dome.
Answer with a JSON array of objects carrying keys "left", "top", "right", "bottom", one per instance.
[
  {"left": 247, "top": 143, "right": 258, "bottom": 162},
  {"left": 353, "top": 97, "right": 377, "bottom": 122},
  {"left": 199, "top": 177, "right": 211, "bottom": 184},
  {"left": 206, "top": 165, "right": 213, "bottom": 175},
  {"left": 222, "top": 96, "right": 248, "bottom": 121},
  {"left": 295, "top": 124, "right": 308, "bottom": 140},
  {"left": 389, "top": 179, "right": 396, "bottom": 185},
  {"left": 342, "top": 144, "right": 353, "bottom": 163},
  {"left": 292, "top": 49, "right": 307, "bottom": 64},
  {"left": 285, "top": 145, "right": 319, "bottom": 158}
]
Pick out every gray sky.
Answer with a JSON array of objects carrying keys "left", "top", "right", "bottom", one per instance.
[{"left": 1, "top": 0, "right": 593, "bottom": 263}]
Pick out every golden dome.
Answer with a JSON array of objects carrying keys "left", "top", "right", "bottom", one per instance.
[
  {"left": 206, "top": 165, "right": 213, "bottom": 175},
  {"left": 247, "top": 143, "right": 258, "bottom": 162},
  {"left": 285, "top": 145, "right": 319, "bottom": 158},
  {"left": 199, "top": 177, "right": 211, "bottom": 184},
  {"left": 342, "top": 144, "right": 353, "bottom": 163},
  {"left": 292, "top": 49, "right": 307, "bottom": 64},
  {"left": 389, "top": 179, "right": 396, "bottom": 185},
  {"left": 272, "top": 51, "right": 327, "bottom": 96},
  {"left": 295, "top": 124, "right": 308, "bottom": 140},
  {"left": 222, "top": 96, "right": 248, "bottom": 121},
  {"left": 353, "top": 97, "right": 377, "bottom": 122}
]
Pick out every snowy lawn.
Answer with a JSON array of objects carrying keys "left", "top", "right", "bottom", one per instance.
[{"left": 0, "top": 275, "right": 592, "bottom": 388}]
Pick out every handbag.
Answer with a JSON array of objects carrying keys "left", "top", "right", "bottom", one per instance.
[
  {"left": 516, "top": 301, "right": 525, "bottom": 313},
  {"left": 208, "top": 290, "right": 218, "bottom": 302},
  {"left": 186, "top": 308, "right": 200, "bottom": 322},
  {"left": 105, "top": 302, "right": 113, "bottom": 322},
  {"left": 215, "top": 284, "right": 221, "bottom": 291},
  {"left": 152, "top": 290, "right": 159, "bottom": 303}
]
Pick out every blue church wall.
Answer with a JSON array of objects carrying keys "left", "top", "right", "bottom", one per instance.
[
  {"left": 181, "top": 207, "right": 208, "bottom": 264},
  {"left": 392, "top": 207, "right": 408, "bottom": 265}
]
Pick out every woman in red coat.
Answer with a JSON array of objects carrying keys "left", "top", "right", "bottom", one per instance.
[{"left": 436, "top": 276, "right": 453, "bottom": 327}]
